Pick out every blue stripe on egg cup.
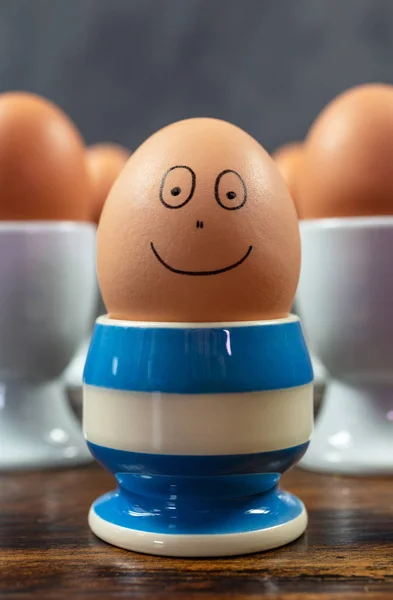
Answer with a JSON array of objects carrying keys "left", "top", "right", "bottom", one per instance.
[{"left": 83, "top": 317, "right": 313, "bottom": 394}]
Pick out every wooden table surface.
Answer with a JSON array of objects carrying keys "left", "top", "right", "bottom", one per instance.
[{"left": 1, "top": 462, "right": 392, "bottom": 600}]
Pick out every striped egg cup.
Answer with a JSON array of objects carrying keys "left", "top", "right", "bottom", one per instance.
[{"left": 83, "top": 315, "right": 313, "bottom": 557}]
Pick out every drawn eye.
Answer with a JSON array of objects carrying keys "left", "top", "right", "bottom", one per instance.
[
  {"left": 214, "top": 169, "right": 247, "bottom": 210},
  {"left": 159, "top": 165, "right": 196, "bottom": 209}
]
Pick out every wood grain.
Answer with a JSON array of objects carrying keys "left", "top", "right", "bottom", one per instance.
[{"left": 1, "top": 457, "right": 392, "bottom": 599}]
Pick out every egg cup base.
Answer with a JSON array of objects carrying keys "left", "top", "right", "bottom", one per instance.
[
  {"left": 300, "top": 379, "right": 393, "bottom": 475},
  {"left": 88, "top": 487, "right": 307, "bottom": 557},
  {"left": 63, "top": 338, "right": 90, "bottom": 390},
  {"left": 0, "top": 379, "right": 93, "bottom": 471}
]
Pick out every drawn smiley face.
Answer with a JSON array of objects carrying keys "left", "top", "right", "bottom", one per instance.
[
  {"left": 151, "top": 165, "right": 251, "bottom": 276},
  {"left": 97, "top": 118, "right": 300, "bottom": 323}
]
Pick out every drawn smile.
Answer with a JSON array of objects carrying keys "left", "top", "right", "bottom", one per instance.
[{"left": 150, "top": 242, "right": 253, "bottom": 276}]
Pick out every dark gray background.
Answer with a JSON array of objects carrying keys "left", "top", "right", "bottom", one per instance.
[{"left": 0, "top": 0, "right": 392, "bottom": 152}]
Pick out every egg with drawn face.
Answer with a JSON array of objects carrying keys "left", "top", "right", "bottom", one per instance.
[{"left": 97, "top": 118, "right": 301, "bottom": 323}]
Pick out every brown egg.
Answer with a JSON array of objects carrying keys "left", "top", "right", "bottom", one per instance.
[
  {"left": 86, "top": 143, "right": 129, "bottom": 224},
  {"left": 272, "top": 142, "right": 303, "bottom": 216},
  {"left": 97, "top": 118, "right": 300, "bottom": 323},
  {"left": 0, "top": 92, "right": 90, "bottom": 220},
  {"left": 298, "top": 84, "right": 393, "bottom": 219}
]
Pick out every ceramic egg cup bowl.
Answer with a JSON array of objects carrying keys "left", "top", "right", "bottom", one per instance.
[
  {"left": 0, "top": 222, "right": 97, "bottom": 470},
  {"left": 84, "top": 315, "right": 313, "bottom": 557},
  {"left": 297, "top": 216, "right": 393, "bottom": 475}
]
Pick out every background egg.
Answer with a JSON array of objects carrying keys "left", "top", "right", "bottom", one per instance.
[
  {"left": 0, "top": 92, "right": 90, "bottom": 221},
  {"left": 97, "top": 118, "right": 300, "bottom": 323},
  {"left": 86, "top": 143, "right": 129, "bottom": 224},
  {"left": 298, "top": 84, "right": 393, "bottom": 219},
  {"left": 272, "top": 142, "right": 303, "bottom": 217}
]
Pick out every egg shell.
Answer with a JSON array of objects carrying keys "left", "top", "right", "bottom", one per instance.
[
  {"left": 0, "top": 92, "right": 90, "bottom": 221},
  {"left": 272, "top": 142, "right": 303, "bottom": 217},
  {"left": 97, "top": 118, "right": 301, "bottom": 323},
  {"left": 298, "top": 84, "right": 393, "bottom": 219},
  {"left": 86, "top": 143, "right": 129, "bottom": 224}
]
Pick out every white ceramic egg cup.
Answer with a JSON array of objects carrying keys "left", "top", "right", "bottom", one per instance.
[
  {"left": 0, "top": 222, "right": 97, "bottom": 470},
  {"left": 297, "top": 217, "right": 393, "bottom": 475}
]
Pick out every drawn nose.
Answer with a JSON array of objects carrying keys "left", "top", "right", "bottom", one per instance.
[{"left": 196, "top": 220, "right": 204, "bottom": 229}]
